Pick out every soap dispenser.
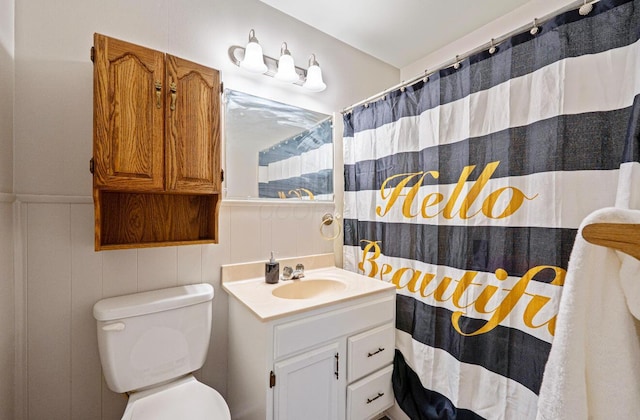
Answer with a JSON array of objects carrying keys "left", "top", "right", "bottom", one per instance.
[{"left": 265, "top": 252, "right": 279, "bottom": 284}]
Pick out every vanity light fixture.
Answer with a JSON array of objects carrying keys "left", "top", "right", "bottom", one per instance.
[
  {"left": 229, "top": 30, "right": 327, "bottom": 92},
  {"left": 302, "top": 54, "right": 326, "bottom": 92},
  {"left": 275, "top": 42, "right": 299, "bottom": 83},
  {"left": 239, "top": 29, "right": 268, "bottom": 73}
]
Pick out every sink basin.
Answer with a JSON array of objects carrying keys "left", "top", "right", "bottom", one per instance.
[{"left": 272, "top": 279, "right": 347, "bottom": 299}]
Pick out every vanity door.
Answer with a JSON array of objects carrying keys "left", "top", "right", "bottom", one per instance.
[{"left": 273, "top": 341, "right": 342, "bottom": 420}]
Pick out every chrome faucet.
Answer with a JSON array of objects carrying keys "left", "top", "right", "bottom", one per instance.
[{"left": 282, "top": 263, "right": 305, "bottom": 280}]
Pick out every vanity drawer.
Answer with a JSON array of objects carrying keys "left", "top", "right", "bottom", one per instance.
[
  {"left": 274, "top": 294, "right": 394, "bottom": 360},
  {"left": 347, "top": 365, "right": 394, "bottom": 420},
  {"left": 348, "top": 323, "right": 395, "bottom": 382}
]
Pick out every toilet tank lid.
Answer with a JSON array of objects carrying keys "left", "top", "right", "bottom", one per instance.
[{"left": 93, "top": 283, "right": 214, "bottom": 321}]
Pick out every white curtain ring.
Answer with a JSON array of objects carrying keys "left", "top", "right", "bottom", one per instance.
[
  {"left": 579, "top": 1, "right": 593, "bottom": 16},
  {"left": 320, "top": 213, "right": 341, "bottom": 240}
]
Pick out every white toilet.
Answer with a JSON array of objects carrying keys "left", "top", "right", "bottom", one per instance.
[{"left": 93, "top": 283, "right": 231, "bottom": 420}]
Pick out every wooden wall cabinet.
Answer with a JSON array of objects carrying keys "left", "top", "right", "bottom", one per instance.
[{"left": 92, "top": 33, "right": 221, "bottom": 250}]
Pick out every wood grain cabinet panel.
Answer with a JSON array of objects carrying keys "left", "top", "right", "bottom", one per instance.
[
  {"left": 92, "top": 33, "right": 221, "bottom": 250},
  {"left": 93, "top": 34, "right": 165, "bottom": 191},
  {"left": 165, "top": 55, "right": 221, "bottom": 193}
]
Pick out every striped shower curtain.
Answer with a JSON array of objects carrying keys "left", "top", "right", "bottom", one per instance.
[{"left": 343, "top": 0, "right": 640, "bottom": 418}]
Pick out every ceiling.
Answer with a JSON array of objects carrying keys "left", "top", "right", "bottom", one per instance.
[{"left": 258, "top": 0, "right": 531, "bottom": 68}]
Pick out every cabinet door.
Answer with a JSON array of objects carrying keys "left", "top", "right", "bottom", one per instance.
[
  {"left": 273, "top": 342, "right": 340, "bottom": 420},
  {"left": 165, "top": 54, "right": 221, "bottom": 193},
  {"left": 93, "top": 33, "right": 165, "bottom": 191}
]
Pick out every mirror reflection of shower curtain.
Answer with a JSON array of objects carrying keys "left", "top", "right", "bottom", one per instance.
[
  {"left": 258, "top": 119, "right": 333, "bottom": 200},
  {"left": 342, "top": 1, "right": 640, "bottom": 418}
]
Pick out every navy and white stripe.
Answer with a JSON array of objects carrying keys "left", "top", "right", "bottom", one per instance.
[
  {"left": 258, "top": 118, "right": 333, "bottom": 199},
  {"left": 343, "top": 1, "right": 640, "bottom": 418}
]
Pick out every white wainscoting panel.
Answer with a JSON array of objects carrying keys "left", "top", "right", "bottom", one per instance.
[
  {"left": 101, "top": 248, "right": 137, "bottom": 299},
  {"left": 177, "top": 245, "right": 203, "bottom": 286},
  {"left": 17, "top": 199, "right": 336, "bottom": 419},
  {"left": 70, "top": 204, "right": 102, "bottom": 420},
  {"left": 0, "top": 201, "right": 15, "bottom": 420},
  {"left": 26, "top": 203, "right": 72, "bottom": 420},
  {"left": 137, "top": 247, "right": 178, "bottom": 292}
]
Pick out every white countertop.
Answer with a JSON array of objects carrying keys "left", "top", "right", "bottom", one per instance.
[{"left": 222, "top": 265, "right": 395, "bottom": 321}]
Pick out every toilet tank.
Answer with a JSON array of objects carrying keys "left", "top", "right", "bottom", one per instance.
[{"left": 93, "top": 284, "right": 214, "bottom": 393}]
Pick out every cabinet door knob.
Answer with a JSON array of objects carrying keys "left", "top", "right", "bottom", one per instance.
[
  {"left": 154, "top": 81, "right": 162, "bottom": 109},
  {"left": 170, "top": 81, "right": 177, "bottom": 111}
]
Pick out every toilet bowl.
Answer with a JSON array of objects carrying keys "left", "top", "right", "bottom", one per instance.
[
  {"left": 121, "top": 375, "right": 229, "bottom": 420},
  {"left": 93, "top": 283, "right": 230, "bottom": 420}
]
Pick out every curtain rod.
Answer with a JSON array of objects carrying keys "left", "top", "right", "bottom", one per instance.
[{"left": 341, "top": 0, "right": 599, "bottom": 114}]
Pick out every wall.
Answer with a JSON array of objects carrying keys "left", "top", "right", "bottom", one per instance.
[
  {"left": 0, "top": 0, "right": 12, "bottom": 193},
  {"left": 11, "top": 0, "right": 398, "bottom": 418},
  {"left": 401, "top": 0, "right": 578, "bottom": 80},
  {"left": 0, "top": 0, "right": 14, "bottom": 418}
]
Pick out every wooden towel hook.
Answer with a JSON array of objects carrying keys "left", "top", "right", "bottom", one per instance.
[{"left": 582, "top": 223, "right": 640, "bottom": 261}]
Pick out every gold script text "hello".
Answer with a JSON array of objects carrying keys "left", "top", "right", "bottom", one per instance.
[{"left": 376, "top": 161, "right": 538, "bottom": 220}]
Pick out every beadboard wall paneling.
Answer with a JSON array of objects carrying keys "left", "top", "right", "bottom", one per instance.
[
  {"left": 69, "top": 204, "right": 102, "bottom": 420},
  {"left": 18, "top": 200, "right": 334, "bottom": 419},
  {"left": 177, "top": 245, "right": 204, "bottom": 287},
  {"left": 101, "top": 249, "right": 138, "bottom": 299},
  {"left": 229, "top": 205, "right": 265, "bottom": 264},
  {"left": 196, "top": 204, "right": 232, "bottom": 394},
  {"left": 0, "top": 202, "right": 14, "bottom": 420},
  {"left": 1, "top": 0, "right": 15, "bottom": 417},
  {"left": 26, "top": 203, "right": 72, "bottom": 420},
  {"left": 137, "top": 248, "right": 179, "bottom": 293}
]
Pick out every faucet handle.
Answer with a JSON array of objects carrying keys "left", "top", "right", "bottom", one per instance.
[
  {"left": 282, "top": 266, "right": 293, "bottom": 280},
  {"left": 295, "top": 263, "right": 305, "bottom": 273}
]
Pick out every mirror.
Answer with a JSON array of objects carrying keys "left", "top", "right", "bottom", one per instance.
[{"left": 224, "top": 89, "right": 333, "bottom": 201}]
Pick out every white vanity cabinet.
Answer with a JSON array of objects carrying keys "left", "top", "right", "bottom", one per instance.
[{"left": 227, "top": 288, "right": 396, "bottom": 420}]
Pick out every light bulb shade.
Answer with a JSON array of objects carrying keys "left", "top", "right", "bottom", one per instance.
[
  {"left": 303, "top": 64, "right": 326, "bottom": 92},
  {"left": 275, "top": 53, "right": 299, "bottom": 83},
  {"left": 240, "top": 41, "right": 267, "bottom": 73}
]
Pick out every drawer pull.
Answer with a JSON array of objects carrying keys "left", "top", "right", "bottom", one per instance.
[
  {"left": 367, "top": 347, "right": 385, "bottom": 357},
  {"left": 366, "top": 392, "right": 384, "bottom": 404}
]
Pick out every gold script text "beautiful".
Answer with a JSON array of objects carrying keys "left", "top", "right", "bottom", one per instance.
[
  {"left": 376, "top": 161, "right": 538, "bottom": 220},
  {"left": 359, "top": 240, "right": 565, "bottom": 337}
]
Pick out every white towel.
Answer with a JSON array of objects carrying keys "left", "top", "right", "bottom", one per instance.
[{"left": 536, "top": 207, "right": 640, "bottom": 420}]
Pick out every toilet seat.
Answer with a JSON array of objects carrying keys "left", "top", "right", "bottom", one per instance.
[{"left": 122, "top": 374, "right": 230, "bottom": 420}]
